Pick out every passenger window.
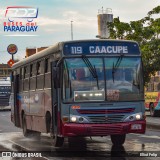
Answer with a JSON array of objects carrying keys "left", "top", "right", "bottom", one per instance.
[
  {"left": 45, "top": 58, "right": 50, "bottom": 73},
  {"left": 24, "top": 67, "right": 26, "bottom": 79},
  {"left": 37, "top": 62, "right": 41, "bottom": 75},
  {"left": 30, "top": 64, "right": 33, "bottom": 77}
]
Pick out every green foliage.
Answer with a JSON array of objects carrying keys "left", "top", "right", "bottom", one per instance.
[{"left": 108, "top": 6, "right": 160, "bottom": 85}]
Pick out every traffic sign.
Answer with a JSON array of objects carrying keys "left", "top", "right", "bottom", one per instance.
[
  {"left": 7, "top": 44, "right": 18, "bottom": 55},
  {"left": 7, "top": 59, "right": 15, "bottom": 67}
]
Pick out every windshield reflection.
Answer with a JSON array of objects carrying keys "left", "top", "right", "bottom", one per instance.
[
  {"left": 63, "top": 57, "right": 143, "bottom": 102},
  {"left": 63, "top": 58, "right": 105, "bottom": 102},
  {"left": 105, "top": 57, "right": 143, "bottom": 101}
]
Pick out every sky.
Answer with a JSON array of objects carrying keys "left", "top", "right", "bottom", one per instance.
[{"left": 0, "top": 0, "right": 159, "bottom": 64}]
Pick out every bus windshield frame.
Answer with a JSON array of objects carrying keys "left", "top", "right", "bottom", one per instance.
[{"left": 62, "top": 56, "right": 144, "bottom": 103}]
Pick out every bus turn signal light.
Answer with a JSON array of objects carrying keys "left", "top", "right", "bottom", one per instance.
[{"left": 71, "top": 105, "right": 80, "bottom": 109}]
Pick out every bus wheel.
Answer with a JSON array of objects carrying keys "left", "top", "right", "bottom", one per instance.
[
  {"left": 110, "top": 134, "right": 126, "bottom": 146},
  {"left": 22, "top": 115, "right": 31, "bottom": 137},
  {"left": 32, "top": 131, "right": 41, "bottom": 140},
  {"left": 54, "top": 135, "right": 64, "bottom": 147},
  {"left": 150, "top": 103, "right": 155, "bottom": 117}
]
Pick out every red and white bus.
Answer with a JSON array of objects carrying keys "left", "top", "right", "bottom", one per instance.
[{"left": 11, "top": 39, "right": 146, "bottom": 147}]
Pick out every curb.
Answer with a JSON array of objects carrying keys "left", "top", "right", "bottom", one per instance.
[{"left": 146, "top": 122, "right": 160, "bottom": 130}]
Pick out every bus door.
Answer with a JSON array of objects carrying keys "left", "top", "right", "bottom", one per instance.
[
  {"left": 14, "top": 74, "right": 20, "bottom": 127},
  {"left": 51, "top": 62, "right": 60, "bottom": 135}
]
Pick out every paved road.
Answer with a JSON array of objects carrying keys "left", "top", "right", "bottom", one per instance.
[
  {"left": 146, "top": 111, "right": 160, "bottom": 130},
  {"left": 0, "top": 130, "right": 160, "bottom": 160},
  {"left": 0, "top": 111, "right": 160, "bottom": 159},
  {"left": 0, "top": 110, "right": 21, "bottom": 133}
]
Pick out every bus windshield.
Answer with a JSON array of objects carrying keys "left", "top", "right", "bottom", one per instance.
[
  {"left": 105, "top": 57, "right": 143, "bottom": 101},
  {"left": 63, "top": 57, "right": 143, "bottom": 102}
]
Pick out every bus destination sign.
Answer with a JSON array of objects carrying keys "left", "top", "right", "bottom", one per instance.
[{"left": 63, "top": 41, "right": 140, "bottom": 55}]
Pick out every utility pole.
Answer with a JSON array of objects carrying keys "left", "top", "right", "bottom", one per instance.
[{"left": 71, "top": 21, "right": 73, "bottom": 40}]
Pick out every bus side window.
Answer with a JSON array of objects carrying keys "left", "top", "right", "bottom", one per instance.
[
  {"left": 30, "top": 64, "right": 33, "bottom": 77},
  {"left": 45, "top": 58, "right": 50, "bottom": 73},
  {"left": 37, "top": 62, "right": 40, "bottom": 75},
  {"left": 32, "top": 63, "right": 37, "bottom": 76},
  {"left": 30, "top": 63, "right": 36, "bottom": 90},
  {"left": 23, "top": 66, "right": 29, "bottom": 91},
  {"left": 36, "top": 61, "right": 44, "bottom": 75},
  {"left": 24, "top": 67, "right": 26, "bottom": 79},
  {"left": 44, "top": 58, "right": 51, "bottom": 88},
  {"left": 37, "top": 60, "right": 44, "bottom": 89},
  {"left": 19, "top": 68, "right": 23, "bottom": 92}
]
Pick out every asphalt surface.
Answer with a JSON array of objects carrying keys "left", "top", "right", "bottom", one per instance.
[
  {"left": 145, "top": 111, "right": 160, "bottom": 130},
  {"left": 0, "top": 110, "right": 160, "bottom": 159}
]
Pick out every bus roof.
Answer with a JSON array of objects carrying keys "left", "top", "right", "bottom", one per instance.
[{"left": 12, "top": 39, "right": 140, "bottom": 70}]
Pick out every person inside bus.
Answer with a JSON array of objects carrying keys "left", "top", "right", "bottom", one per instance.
[
  {"left": 114, "top": 70, "right": 124, "bottom": 81},
  {"left": 75, "top": 68, "right": 86, "bottom": 81}
]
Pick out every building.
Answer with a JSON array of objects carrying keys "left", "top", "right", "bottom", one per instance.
[
  {"left": 0, "top": 64, "right": 11, "bottom": 78},
  {"left": 26, "top": 47, "right": 48, "bottom": 57}
]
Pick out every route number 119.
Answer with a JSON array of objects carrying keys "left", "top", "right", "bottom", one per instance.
[{"left": 71, "top": 47, "right": 82, "bottom": 54}]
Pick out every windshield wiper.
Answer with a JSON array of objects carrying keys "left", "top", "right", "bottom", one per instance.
[
  {"left": 82, "top": 55, "right": 99, "bottom": 89},
  {"left": 112, "top": 54, "right": 124, "bottom": 82}
]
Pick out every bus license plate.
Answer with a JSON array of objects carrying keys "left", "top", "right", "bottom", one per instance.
[{"left": 131, "top": 124, "right": 142, "bottom": 130}]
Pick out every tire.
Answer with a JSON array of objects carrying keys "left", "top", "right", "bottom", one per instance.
[
  {"left": 32, "top": 131, "right": 41, "bottom": 140},
  {"left": 22, "top": 115, "right": 31, "bottom": 137},
  {"left": 150, "top": 103, "right": 155, "bottom": 117},
  {"left": 111, "top": 134, "right": 126, "bottom": 146},
  {"left": 54, "top": 134, "right": 64, "bottom": 147}
]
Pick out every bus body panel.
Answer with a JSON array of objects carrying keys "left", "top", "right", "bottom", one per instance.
[
  {"left": 11, "top": 90, "right": 50, "bottom": 132},
  {"left": 60, "top": 101, "right": 145, "bottom": 136},
  {"left": 62, "top": 121, "right": 146, "bottom": 137}
]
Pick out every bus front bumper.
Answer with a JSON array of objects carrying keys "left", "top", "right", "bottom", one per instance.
[{"left": 61, "top": 120, "right": 146, "bottom": 137}]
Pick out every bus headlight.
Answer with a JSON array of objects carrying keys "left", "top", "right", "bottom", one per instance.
[
  {"left": 70, "top": 115, "right": 89, "bottom": 123},
  {"left": 135, "top": 114, "right": 141, "bottom": 120},
  {"left": 71, "top": 116, "right": 77, "bottom": 122},
  {"left": 124, "top": 112, "right": 144, "bottom": 122}
]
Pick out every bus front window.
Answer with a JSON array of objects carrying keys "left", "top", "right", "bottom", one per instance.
[
  {"left": 105, "top": 57, "right": 144, "bottom": 101},
  {"left": 63, "top": 58, "right": 105, "bottom": 102}
]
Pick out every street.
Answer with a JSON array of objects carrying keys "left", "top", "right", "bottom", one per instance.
[
  {"left": 0, "top": 110, "right": 160, "bottom": 159},
  {"left": 0, "top": 110, "right": 21, "bottom": 133}
]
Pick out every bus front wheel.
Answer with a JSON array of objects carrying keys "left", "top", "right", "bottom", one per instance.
[
  {"left": 22, "top": 115, "right": 31, "bottom": 137},
  {"left": 54, "top": 134, "right": 64, "bottom": 147},
  {"left": 110, "top": 134, "right": 126, "bottom": 146}
]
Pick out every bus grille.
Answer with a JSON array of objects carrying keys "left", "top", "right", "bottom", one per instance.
[
  {"left": 77, "top": 108, "right": 134, "bottom": 114},
  {"left": 90, "top": 125, "right": 124, "bottom": 135},
  {"left": 88, "top": 115, "right": 124, "bottom": 123}
]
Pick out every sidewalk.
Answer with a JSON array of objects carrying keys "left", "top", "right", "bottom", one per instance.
[{"left": 146, "top": 112, "right": 160, "bottom": 130}]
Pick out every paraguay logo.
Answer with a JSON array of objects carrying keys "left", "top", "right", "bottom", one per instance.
[{"left": 3, "top": 6, "right": 38, "bottom": 33}]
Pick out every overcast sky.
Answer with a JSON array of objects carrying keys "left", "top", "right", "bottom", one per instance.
[{"left": 0, "top": 0, "right": 159, "bottom": 63}]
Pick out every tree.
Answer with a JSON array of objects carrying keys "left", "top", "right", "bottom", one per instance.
[{"left": 108, "top": 6, "right": 160, "bottom": 84}]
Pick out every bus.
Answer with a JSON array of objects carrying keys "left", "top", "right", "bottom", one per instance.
[
  {"left": 0, "top": 77, "right": 11, "bottom": 110},
  {"left": 145, "top": 74, "right": 160, "bottom": 116},
  {"left": 10, "top": 39, "right": 146, "bottom": 147}
]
